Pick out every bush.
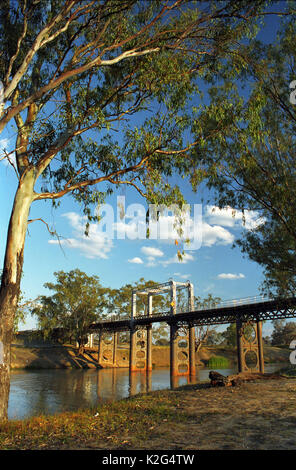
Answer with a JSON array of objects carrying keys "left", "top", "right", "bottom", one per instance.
[{"left": 207, "top": 356, "right": 229, "bottom": 368}]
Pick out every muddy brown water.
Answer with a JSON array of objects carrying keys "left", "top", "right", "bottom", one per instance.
[{"left": 8, "top": 364, "right": 287, "bottom": 420}]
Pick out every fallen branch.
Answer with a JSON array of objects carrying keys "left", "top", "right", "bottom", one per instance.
[{"left": 209, "top": 370, "right": 283, "bottom": 387}]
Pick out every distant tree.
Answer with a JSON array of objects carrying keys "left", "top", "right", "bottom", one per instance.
[
  {"left": 13, "top": 293, "right": 33, "bottom": 333},
  {"left": 195, "top": 294, "right": 222, "bottom": 310},
  {"left": 153, "top": 323, "right": 170, "bottom": 346},
  {"left": 206, "top": 330, "right": 224, "bottom": 346},
  {"left": 271, "top": 320, "right": 296, "bottom": 347},
  {"left": 33, "top": 269, "right": 109, "bottom": 354},
  {"left": 175, "top": 291, "right": 221, "bottom": 352},
  {"left": 263, "top": 335, "right": 272, "bottom": 345},
  {"left": 193, "top": 294, "right": 221, "bottom": 353},
  {"left": 222, "top": 323, "right": 237, "bottom": 347},
  {"left": 221, "top": 322, "right": 258, "bottom": 347}
]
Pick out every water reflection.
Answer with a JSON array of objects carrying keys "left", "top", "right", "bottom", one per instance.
[{"left": 8, "top": 363, "right": 286, "bottom": 421}]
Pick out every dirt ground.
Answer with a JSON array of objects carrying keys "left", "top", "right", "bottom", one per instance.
[{"left": 145, "top": 377, "right": 296, "bottom": 450}]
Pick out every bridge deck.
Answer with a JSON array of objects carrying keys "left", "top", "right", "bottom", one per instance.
[{"left": 89, "top": 296, "right": 296, "bottom": 332}]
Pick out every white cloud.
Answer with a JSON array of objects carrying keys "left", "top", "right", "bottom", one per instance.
[
  {"left": 141, "top": 246, "right": 164, "bottom": 258},
  {"left": 173, "top": 273, "right": 191, "bottom": 279},
  {"left": 242, "top": 212, "right": 266, "bottom": 230},
  {"left": 145, "top": 256, "right": 158, "bottom": 267},
  {"left": 113, "top": 220, "right": 147, "bottom": 240},
  {"left": 0, "top": 137, "right": 16, "bottom": 167},
  {"left": 202, "top": 283, "right": 216, "bottom": 293},
  {"left": 0, "top": 138, "right": 10, "bottom": 151},
  {"left": 201, "top": 222, "right": 234, "bottom": 247},
  {"left": 147, "top": 212, "right": 235, "bottom": 251},
  {"left": 206, "top": 205, "right": 265, "bottom": 230},
  {"left": 217, "top": 272, "right": 245, "bottom": 280},
  {"left": 128, "top": 257, "right": 144, "bottom": 264},
  {"left": 111, "top": 207, "right": 236, "bottom": 250},
  {"left": 48, "top": 212, "right": 113, "bottom": 259}
]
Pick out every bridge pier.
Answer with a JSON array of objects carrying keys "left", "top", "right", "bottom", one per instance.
[
  {"left": 128, "top": 290, "right": 153, "bottom": 373},
  {"left": 147, "top": 324, "right": 153, "bottom": 371},
  {"left": 169, "top": 323, "right": 196, "bottom": 376},
  {"left": 236, "top": 320, "right": 264, "bottom": 373},
  {"left": 189, "top": 323, "right": 196, "bottom": 377},
  {"left": 169, "top": 281, "right": 196, "bottom": 377},
  {"left": 129, "top": 324, "right": 153, "bottom": 372},
  {"left": 98, "top": 331, "right": 118, "bottom": 367},
  {"left": 129, "top": 326, "right": 149, "bottom": 372}
]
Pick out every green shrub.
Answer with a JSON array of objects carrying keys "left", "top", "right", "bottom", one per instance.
[{"left": 207, "top": 356, "right": 229, "bottom": 368}]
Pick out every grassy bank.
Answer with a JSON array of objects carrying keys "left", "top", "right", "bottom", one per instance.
[{"left": 1, "top": 376, "right": 296, "bottom": 450}]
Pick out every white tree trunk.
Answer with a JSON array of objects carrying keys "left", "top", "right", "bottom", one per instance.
[{"left": 0, "top": 171, "right": 35, "bottom": 420}]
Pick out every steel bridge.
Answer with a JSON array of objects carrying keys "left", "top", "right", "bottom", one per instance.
[{"left": 87, "top": 280, "right": 296, "bottom": 377}]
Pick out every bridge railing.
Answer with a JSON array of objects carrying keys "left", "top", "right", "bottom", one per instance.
[
  {"left": 194, "top": 295, "right": 272, "bottom": 312},
  {"left": 98, "top": 295, "right": 274, "bottom": 323}
]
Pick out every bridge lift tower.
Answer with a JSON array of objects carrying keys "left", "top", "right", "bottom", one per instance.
[{"left": 130, "top": 280, "right": 196, "bottom": 376}]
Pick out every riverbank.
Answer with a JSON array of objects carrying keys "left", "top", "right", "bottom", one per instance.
[
  {"left": 10, "top": 343, "right": 291, "bottom": 369},
  {"left": 1, "top": 374, "right": 296, "bottom": 450}
]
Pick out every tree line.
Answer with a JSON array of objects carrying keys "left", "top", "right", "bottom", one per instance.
[{"left": 29, "top": 269, "right": 222, "bottom": 354}]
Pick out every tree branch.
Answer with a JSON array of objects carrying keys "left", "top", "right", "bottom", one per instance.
[{"left": 33, "top": 155, "right": 150, "bottom": 201}]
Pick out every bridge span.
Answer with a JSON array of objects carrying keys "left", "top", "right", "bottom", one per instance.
[{"left": 87, "top": 280, "right": 296, "bottom": 378}]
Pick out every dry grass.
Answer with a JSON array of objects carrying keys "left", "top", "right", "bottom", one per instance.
[{"left": 1, "top": 376, "right": 296, "bottom": 450}]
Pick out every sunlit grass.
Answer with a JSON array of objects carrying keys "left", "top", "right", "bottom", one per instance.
[{"left": 0, "top": 390, "right": 183, "bottom": 449}]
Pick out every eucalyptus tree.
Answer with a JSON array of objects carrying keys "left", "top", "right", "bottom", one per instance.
[
  {"left": 0, "top": 270, "right": 30, "bottom": 332},
  {"left": 271, "top": 319, "right": 296, "bottom": 347},
  {"left": 191, "top": 7, "right": 296, "bottom": 296},
  {"left": 33, "top": 269, "right": 109, "bottom": 354},
  {"left": 0, "top": 0, "right": 278, "bottom": 420}
]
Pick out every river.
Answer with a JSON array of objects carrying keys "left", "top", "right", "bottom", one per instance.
[{"left": 8, "top": 364, "right": 286, "bottom": 420}]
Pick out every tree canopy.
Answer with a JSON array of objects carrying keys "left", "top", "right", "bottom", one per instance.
[
  {"left": 33, "top": 269, "right": 109, "bottom": 353},
  {"left": 271, "top": 320, "right": 296, "bottom": 347},
  {"left": 0, "top": 0, "right": 274, "bottom": 216},
  {"left": 192, "top": 8, "right": 296, "bottom": 295}
]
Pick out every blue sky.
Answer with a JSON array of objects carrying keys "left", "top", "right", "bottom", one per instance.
[
  {"left": 0, "top": 4, "right": 290, "bottom": 338},
  {"left": 0, "top": 157, "right": 267, "bottom": 333}
]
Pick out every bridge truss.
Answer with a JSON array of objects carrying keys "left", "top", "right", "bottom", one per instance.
[
  {"left": 88, "top": 283, "right": 296, "bottom": 377},
  {"left": 89, "top": 296, "right": 296, "bottom": 332}
]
